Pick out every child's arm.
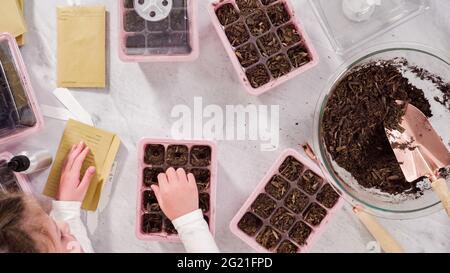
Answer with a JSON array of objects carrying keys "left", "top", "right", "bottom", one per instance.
[
  {"left": 50, "top": 142, "right": 96, "bottom": 253},
  {"left": 152, "top": 168, "right": 219, "bottom": 253}
]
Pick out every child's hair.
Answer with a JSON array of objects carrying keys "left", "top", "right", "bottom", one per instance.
[{"left": 0, "top": 192, "right": 39, "bottom": 253}]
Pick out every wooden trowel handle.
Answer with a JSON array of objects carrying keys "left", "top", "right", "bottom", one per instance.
[
  {"left": 431, "top": 178, "right": 450, "bottom": 218},
  {"left": 353, "top": 207, "right": 404, "bottom": 253}
]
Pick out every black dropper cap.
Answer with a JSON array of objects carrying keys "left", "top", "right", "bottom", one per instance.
[{"left": 8, "top": 155, "right": 31, "bottom": 172}]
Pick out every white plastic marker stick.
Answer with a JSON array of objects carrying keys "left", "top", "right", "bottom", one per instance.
[
  {"left": 52, "top": 88, "right": 94, "bottom": 126},
  {"left": 41, "top": 104, "right": 76, "bottom": 121}
]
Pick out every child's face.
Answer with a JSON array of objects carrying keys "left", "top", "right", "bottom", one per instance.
[{"left": 25, "top": 198, "right": 82, "bottom": 253}]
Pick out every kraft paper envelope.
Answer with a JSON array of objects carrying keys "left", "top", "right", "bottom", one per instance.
[
  {"left": 57, "top": 6, "right": 106, "bottom": 88},
  {"left": 16, "top": 0, "right": 25, "bottom": 46},
  {"left": 44, "top": 120, "right": 121, "bottom": 211},
  {"left": 0, "top": 0, "right": 27, "bottom": 38}
]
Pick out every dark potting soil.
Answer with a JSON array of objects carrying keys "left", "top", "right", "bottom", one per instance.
[
  {"left": 199, "top": 193, "right": 210, "bottom": 213},
  {"left": 251, "top": 193, "right": 277, "bottom": 219},
  {"left": 126, "top": 35, "right": 146, "bottom": 48},
  {"left": 316, "top": 184, "right": 340, "bottom": 209},
  {"left": 190, "top": 168, "right": 211, "bottom": 191},
  {"left": 266, "top": 2, "right": 290, "bottom": 26},
  {"left": 245, "top": 10, "right": 271, "bottom": 37},
  {"left": 289, "top": 221, "right": 311, "bottom": 246},
  {"left": 238, "top": 212, "right": 263, "bottom": 236},
  {"left": 267, "top": 53, "right": 291, "bottom": 78},
  {"left": 164, "top": 218, "right": 178, "bottom": 235},
  {"left": 276, "top": 240, "right": 298, "bottom": 253},
  {"left": 236, "top": 0, "right": 260, "bottom": 15},
  {"left": 143, "top": 190, "right": 161, "bottom": 212},
  {"left": 246, "top": 64, "right": 270, "bottom": 88},
  {"left": 261, "top": 0, "right": 277, "bottom": 5},
  {"left": 257, "top": 32, "right": 281, "bottom": 57},
  {"left": 144, "top": 144, "right": 165, "bottom": 165},
  {"left": 303, "top": 203, "right": 327, "bottom": 227},
  {"left": 270, "top": 207, "right": 295, "bottom": 232},
  {"left": 287, "top": 44, "right": 310, "bottom": 68},
  {"left": 284, "top": 188, "right": 309, "bottom": 214},
  {"left": 236, "top": 43, "right": 260, "bottom": 68},
  {"left": 166, "top": 145, "right": 189, "bottom": 166},
  {"left": 277, "top": 24, "right": 301, "bottom": 47},
  {"left": 190, "top": 146, "right": 211, "bottom": 167},
  {"left": 278, "top": 156, "right": 303, "bottom": 181},
  {"left": 143, "top": 167, "right": 164, "bottom": 186},
  {"left": 124, "top": 0, "right": 134, "bottom": 8},
  {"left": 298, "top": 170, "right": 323, "bottom": 195},
  {"left": 124, "top": 11, "right": 145, "bottom": 32},
  {"left": 216, "top": 3, "right": 240, "bottom": 26},
  {"left": 265, "top": 174, "right": 290, "bottom": 200},
  {"left": 225, "top": 22, "right": 250, "bottom": 47},
  {"left": 142, "top": 213, "right": 163, "bottom": 233},
  {"left": 256, "top": 226, "right": 281, "bottom": 250},
  {"left": 322, "top": 60, "right": 434, "bottom": 195}
]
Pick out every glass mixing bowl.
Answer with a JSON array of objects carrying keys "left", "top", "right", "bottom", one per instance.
[{"left": 313, "top": 43, "right": 450, "bottom": 219}]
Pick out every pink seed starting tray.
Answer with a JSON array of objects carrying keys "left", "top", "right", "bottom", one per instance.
[
  {"left": 209, "top": 0, "right": 318, "bottom": 96},
  {"left": 0, "top": 152, "right": 31, "bottom": 194},
  {"left": 0, "top": 33, "right": 43, "bottom": 146},
  {"left": 230, "top": 149, "right": 343, "bottom": 253},
  {"left": 136, "top": 138, "right": 217, "bottom": 241},
  {"left": 119, "top": 0, "right": 199, "bottom": 62}
]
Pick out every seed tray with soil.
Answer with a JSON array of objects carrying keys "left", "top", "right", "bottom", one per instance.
[
  {"left": 0, "top": 33, "right": 42, "bottom": 145},
  {"left": 0, "top": 152, "right": 31, "bottom": 194},
  {"left": 209, "top": 0, "right": 318, "bottom": 95},
  {"left": 230, "top": 149, "right": 343, "bottom": 253},
  {"left": 137, "top": 139, "right": 216, "bottom": 241},
  {"left": 119, "top": 0, "right": 199, "bottom": 61}
]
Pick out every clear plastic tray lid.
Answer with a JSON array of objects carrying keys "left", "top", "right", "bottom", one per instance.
[
  {"left": 0, "top": 39, "right": 37, "bottom": 138},
  {"left": 122, "top": 0, "right": 193, "bottom": 55},
  {"left": 309, "top": 0, "right": 430, "bottom": 54}
]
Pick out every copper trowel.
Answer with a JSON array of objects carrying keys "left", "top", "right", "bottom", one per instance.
[{"left": 385, "top": 102, "right": 450, "bottom": 217}]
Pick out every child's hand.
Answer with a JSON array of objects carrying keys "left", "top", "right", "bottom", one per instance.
[
  {"left": 57, "top": 141, "right": 96, "bottom": 202},
  {"left": 151, "top": 167, "right": 198, "bottom": 221}
]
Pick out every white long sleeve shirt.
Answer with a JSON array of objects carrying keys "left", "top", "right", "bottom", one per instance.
[{"left": 50, "top": 201, "right": 219, "bottom": 253}]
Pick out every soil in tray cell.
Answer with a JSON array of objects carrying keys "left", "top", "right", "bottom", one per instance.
[
  {"left": 164, "top": 218, "right": 178, "bottom": 235},
  {"left": 316, "top": 184, "right": 340, "bottom": 209},
  {"left": 246, "top": 64, "right": 271, "bottom": 88},
  {"left": 143, "top": 167, "right": 165, "bottom": 187},
  {"left": 303, "top": 202, "right": 327, "bottom": 227},
  {"left": 225, "top": 22, "right": 250, "bottom": 47},
  {"left": 251, "top": 193, "right": 277, "bottom": 219},
  {"left": 277, "top": 240, "right": 299, "bottom": 253},
  {"left": 284, "top": 188, "right": 309, "bottom": 214},
  {"left": 256, "top": 226, "right": 282, "bottom": 250},
  {"left": 289, "top": 221, "right": 312, "bottom": 246},
  {"left": 266, "top": 2, "right": 290, "bottom": 27},
  {"left": 199, "top": 192, "right": 210, "bottom": 213},
  {"left": 256, "top": 32, "right": 281, "bottom": 57},
  {"left": 265, "top": 174, "right": 290, "bottom": 200},
  {"left": 237, "top": 212, "right": 263, "bottom": 236},
  {"left": 236, "top": 0, "right": 260, "bottom": 15},
  {"left": 142, "top": 213, "right": 163, "bottom": 233},
  {"left": 267, "top": 53, "right": 291, "bottom": 78},
  {"left": 169, "top": 32, "right": 190, "bottom": 48},
  {"left": 216, "top": 3, "right": 240, "bottom": 26},
  {"left": 277, "top": 23, "right": 301, "bottom": 47},
  {"left": 124, "top": 10, "right": 146, "bottom": 32},
  {"left": 260, "top": 0, "right": 277, "bottom": 5},
  {"left": 143, "top": 189, "right": 161, "bottom": 212},
  {"left": 144, "top": 144, "right": 165, "bottom": 165},
  {"left": 124, "top": 0, "right": 134, "bottom": 8},
  {"left": 190, "top": 168, "right": 211, "bottom": 191},
  {"left": 269, "top": 207, "right": 295, "bottom": 232},
  {"left": 278, "top": 156, "right": 303, "bottom": 181},
  {"left": 287, "top": 44, "right": 310, "bottom": 68},
  {"left": 166, "top": 145, "right": 189, "bottom": 166},
  {"left": 298, "top": 170, "right": 323, "bottom": 195},
  {"left": 147, "top": 33, "right": 170, "bottom": 48},
  {"left": 235, "top": 43, "right": 260, "bottom": 68},
  {"left": 190, "top": 145, "right": 211, "bottom": 167},
  {"left": 245, "top": 10, "right": 271, "bottom": 37}
]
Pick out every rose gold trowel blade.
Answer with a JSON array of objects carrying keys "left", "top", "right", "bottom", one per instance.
[{"left": 385, "top": 103, "right": 450, "bottom": 182}]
